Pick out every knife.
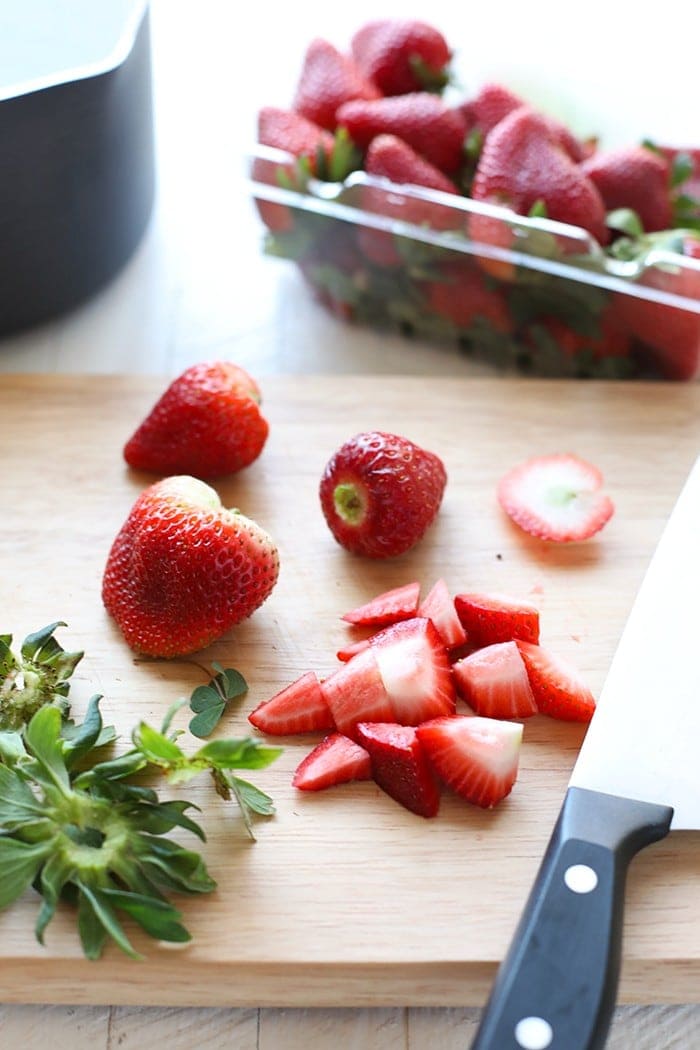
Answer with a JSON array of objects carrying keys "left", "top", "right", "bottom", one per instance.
[{"left": 470, "top": 456, "right": 700, "bottom": 1050}]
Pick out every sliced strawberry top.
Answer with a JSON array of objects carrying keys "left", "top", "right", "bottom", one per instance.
[
  {"left": 356, "top": 721, "right": 441, "bottom": 818},
  {"left": 248, "top": 671, "right": 335, "bottom": 735},
  {"left": 417, "top": 714, "right": 522, "bottom": 809},
  {"left": 452, "top": 641, "right": 538, "bottom": 720},
  {"left": 342, "top": 580, "right": 420, "bottom": 626},
  {"left": 453, "top": 592, "right": 540, "bottom": 646},
  {"left": 417, "top": 578, "right": 467, "bottom": 648},
  {"left": 292, "top": 732, "right": 372, "bottom": 791},
  {"left": 516, "top": 640, "right": 596, "bottom": 723},
  {"left": 370, "top": 616, "right": 457, "bottom": 724}
]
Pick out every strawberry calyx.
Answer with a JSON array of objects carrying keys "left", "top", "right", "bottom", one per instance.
[
  {"left": 408, "top": 53, "right": 451, "bottom": 94},
  {"left": 0, "top": 623, "right": 83, "bottom": 731}
]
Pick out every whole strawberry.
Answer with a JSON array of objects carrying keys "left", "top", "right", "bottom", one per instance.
[
  {"left": 123, "top": 362, "right": 268, "bottom": 479},
  {"left": 292, "top": 38, "right": 379, "bottom": 131},
  {"left": 351, "top": 19, "right": 451, "bottom": 95},
  {"left": 581, "top": 145, "right": 673, "bottom": 233},
  {"left": 364, "top": 133, "right": 457, "bottom": 193},
  {"left": 102, "top": 476, "right": 280, "bottom": 657},
  {"left": 319, "top": 431, "right": 447, "bottom": 558}
]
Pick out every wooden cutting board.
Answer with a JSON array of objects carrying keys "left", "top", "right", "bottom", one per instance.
[{"left": 1, "top": 373, "right": 699, "bottom": 1008}]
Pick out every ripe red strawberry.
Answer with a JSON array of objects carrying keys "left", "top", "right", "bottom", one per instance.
[
  {"left": 319, "top": 430, "right": 447, "bottom": 558},
  {"left": 453, "top": 592, "right": 540, "bottom": 647},
  {"left": 516, "top": 640, "right": 596, "bottom": 722},
  {"left": 292, "top": 38, "right": 380, "bottom": 131},
  {"left": 497, "top": 453, "right": 614, "bottom": 542},
  {"left": 341, "top": 581, "right": 420, "bottom": 626},
  {"left": 336, "top": 637, "right": 371, "bottom": 662},
  {"left": 417, "top": 578, "right": 466, "bottom": 648},
  {"left": 581, "top": 145, "right": 673, "bottom": 233},
  {"left": 292, "top": 732, "right": 371, "bottom": 790},
  {"left": 417, "top": 715, "right": 523, "bottom": 808},
  {"left": 422, "top": 262, "right": 512, "bottom": 333},
  {"left": 370, "top": 617, "right": 457, "bottom": 725},
  {"left": 257, "top": 105, "right": 335, "bottom": 164},
  {"left": 102, "top": 476, "right": 279, "bottom": 657},
  {"left": 452, "top": 641, "right": 538, "bottom": 720},
  {"left": 337, "top": 93, "right": 467, "bottom": 173},
  {"left": 471, "top": 106, "right": 609, "bottom": 245},
  {"left": 356, "top": 722, "right": 440, "bottom": 818},
  {"left": 320, "top": 645, "right": 394, "bottom": 739},
  {"left": 365, "top": 134, "right": 458, "bottom": 194},
  {"left": 351, "top": 19, "right": 451, "bottom": 96},
  {"left": 525, "top": 309, "right": 632, "bottom": 368},
  {"left": 248, "top": 671, "right": 334, "bottom": 735},
  {"left": 123, "top": 363, "right": 268, "bottom": 479}
]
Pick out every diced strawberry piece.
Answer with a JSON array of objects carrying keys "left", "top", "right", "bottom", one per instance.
[
  {"left": 320, "top": 646, "right": 395, "bottom": 739},
  {"left": 417, "top": 578, "right": 467, "bottom": 648},
  {"left": 452, "top": 641, "right": 538, "bottom": 719},
  {"left": 497, "top": 453, "right": 614, "bottom": 542},
  {"left": 516, "top": 640, "right": 596, "bottom": 723},
  {"left": 417, "top": 715, "right": 523, "bottom": 808},
  {"left": 370, "top": 617, "right": 457, "bottom": 724},
  {"left": 248, "top": 671, "right": 335, "bottom": 735},
  {"left": 342, "top": 581, "right": 420, "bottom": 626},
  {"left": 453, "top": 592, "right": 540, "bottom": 647},
  {"left": 292, "top": 732, "right": 372, "bottom": 791},
  {"left": 356, "top": 722, "right": 440, "bottom": 818},
  {"left": 336, "top": 637, "right": 372, "bottom": 662}
]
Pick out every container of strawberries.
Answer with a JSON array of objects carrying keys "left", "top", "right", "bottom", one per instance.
[{"left": 248, "top": 19, "right": 700, "bottom": 380}]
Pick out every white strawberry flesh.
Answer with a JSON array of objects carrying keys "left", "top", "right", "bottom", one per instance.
[
  {"left": 371, "top": 617, "right": 456, "bottom": 724},
  {"left": 417, "top": 714, "right": 523, "bottom": 808},
  {"left": 320, "top": 645, "right": 394, "bottom": 739}
]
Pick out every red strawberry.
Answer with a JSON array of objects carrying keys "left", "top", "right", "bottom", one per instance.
[
  {"left": 342, "top": 581, "right": 420, "bottom": 626},
  {"left": 453, "top": 592, "right": 540, "bottom": 647},
  {"left": 356, "top": 722, "right": 440, "bottom": 818},
  {"left": 319, "top": 430, "right": 447, "bottom": 558},
  {"left": 423, "top": 262, "right": 512, "bottom": 332},
  {"left": 257, "top": 105, "right": 334, "bottom": 164},
  {"left": 471, "top": 106, "right": 609, "bottom": 245},
  {"left": 320, "top": 645, "right": 395, "bottom": 739},
  {"left": 292, "top": 732, "right": 371, "bottom": 790},
  {"left": 351, "top": 19, "right": 451, "bottom": 96},
  {"left": 248, "top": 671, "right": 334, "bottom": 735},
  {"left": 452, "top": 641, "right": 538, "bottom": 720},
  {"left": 417, "top": 715, "right": 523, "bottom": 808},
  {"left": 293, "top": 38, "right": 379, "bottom": 131},
  {"left": 102, "top": 476, "right": 279, "bottom": 657},
  {"left": 123, "top": 363, "right": 268, "bottom": 479},
  {"left": 581, "top": 145, "right": 673, "bottom": 233},
  {"left": 417, "top": 578, "right": 467, "bottom": 648},
  {"left": 525, "top": 309, "right": 632, "bottom": 368},
  {"left": 336, "top": 637, "right": 371, "bottom": 662},
  {"left": 365, "top": 133, "right": 458, "bottom": 193},
  {"left": 516, "top": 640, "right": 596, "bottom": 722},
  {"left": 497, "top": 453, "right": 614, "bottom": 542},
  {"left": 370, "top": 617, "right": 457, "bottom": 725},
  {"left": 337, "top": 94, "right": 467, "bottom": 173}
]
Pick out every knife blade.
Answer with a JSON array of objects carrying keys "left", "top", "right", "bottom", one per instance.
[{"left": 471, "top": 456, "right": 700, "bottom": 1050}]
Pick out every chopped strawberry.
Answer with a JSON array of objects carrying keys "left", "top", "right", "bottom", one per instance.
[
  {"left": 336, "top": 637, "right": 372, "bottom": 662},
  {"left": 370, "top": 617, "right": 456, "bottom": 724},
  {"left": 417, "top": 578, "right": 467, "bottom": 648},
  {"left": 417, "top": 715, "right": 523, "bottom": 808},
  {"left": 342, "top": 581, "right": 420, "bottom": 626},
  {"left": 292, "top": 732, "right": 372, "bottom": 791},
  {"left": 320, "top": 645, "right": 394, "bottom": 739},
  {"left": 516, "top": 640, "right": 596, "bottom": 722},
  {"left": 453, "top": 592, "right": 540, "bottom": 646},
  {"left": 452, "top": 641, "right": 538, "bottom": 720},
  {"left": 248, "top": 671, "right": 335, "bottom": 735},
  {"left": 497, "top": 453, "right": 614, "bottom": 542},
  {"left": 292, "top": 38, "right": 379, "bottom": 131},
  {"left": 356, "top": 722, "right": 440, "bottom": 818}
]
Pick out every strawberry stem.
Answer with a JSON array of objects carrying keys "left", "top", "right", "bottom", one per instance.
[{"left": 333, "top": 483, "right": 366, "bottom": 526}]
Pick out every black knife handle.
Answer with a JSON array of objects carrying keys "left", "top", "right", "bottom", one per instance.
[{"left": 471, "top": 786, "right": 673, "bottom": 1050}]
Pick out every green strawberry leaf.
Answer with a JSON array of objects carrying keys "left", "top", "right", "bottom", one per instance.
[
  {"left": 188, "top": 703, "right": 226, "bottom": 739},
  {"left": 670, "top": 151, "right": 695, "bottom": 189},
  {"left": 606, "top": 207, "right": 644, "bottom": 238},
  {"left": 189, "top": 685, "right": 222, "bottom": 713}
]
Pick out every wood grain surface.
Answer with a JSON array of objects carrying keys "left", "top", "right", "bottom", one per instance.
[{"left": 1, "top": 374, "right": 699, "bottom": 1008}]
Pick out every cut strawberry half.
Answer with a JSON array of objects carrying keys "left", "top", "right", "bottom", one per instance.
[
  {"left": 341, "top": 581, "right": 420, "bottom": 627},
  {"left": 417, "top": 715, "right": 523, "bottom": 809},
  {"left": 336, "top": 637, "right": 372, "bottom": 662},
  {"left": 497, "top": 453, "right": 614, "bottom": 542},
  {"left": 292, "top": 732, "right": 372, "bottom": 791},
  {"left": 320, "top": 645, "right": 395, "bottom": 739},
  {"left": 452, "top": 641, "right": 538, "bottom": 719},
  {"left": 370, "top": 617, "right": 456, "bottom": 724},
  {"left": 454, "top": 592, "right": 540, "bottom": 647},
  {"left": 417, "top": 578, "right": 467, "bottom": 648},
  {"left": 516, "top": 640, "right": 596, "bottom": 723},
  {"left": 356, "top": 722, "right": 440, "bottom": 818},
  {"left": 248, "top": 671, "right": 335, "bottom": 735}
]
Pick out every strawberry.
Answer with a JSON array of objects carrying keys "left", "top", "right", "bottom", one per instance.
[
  {"left": 257, "top": 105, "right": 334, "bottom": 165},
  {"left": 417, "top": 578, "right": 467, "bottom": 648},
  {"left": 319, "top": 430, "right": 447, "bottom": 558},
  {"left": 370, "top": 617, "right": 457, "bottom": 725},
  {"left": 292, "top": 732, "right": 371, "bottom": 790},
  {"left": 497, "top": 453, "right": 614, "bottom": 542},
  {"left": 248, "top": 671, "right": 334, "bottom": 735},
  {"left": 452, "top": 641, "right": 538, "bottom": 720},
  {"left": 364, "top": 133, "right": 458, "bottom": 194},
  {"left": 524, "top": 309, "right": 632, "bottom": 369},
  {"left": 102, "top": 476, "right": 279, "bottom": 657},
  {"left": 336, "top": 636, "right": 371, "bottom": 662},
  {"left": 355, "top": 722, "right": 440, "bottom": 818},
  {"left": 351, "top": 19, "right": 451, "bottom": 96},
  {"left": 320, "top": 645, "right": 395, "bottom": 739},
  {"left": 581, "top": 145, "right": 673, "bottom": 233},
  {"left": 417, "top": 715, "right": 523, "bottom": 808},
  {"left": 516, "top": 640, "right": 596, "bottom": 722},
  {"left": 337, "top": 94, "right": 467, "bottom": 173},
  {"left": 341, "top": 581, "right": 420, "bottom": 626},
  {"left": 123, "top": 363, "right": 268, "bottom": 479},
  {"left": 453, "top": 592, "right": 540, "bottom": 647},
  {"left": 422, "top": 262, "right": 512, "bottom": 333},
  {"left": 292, "top": 38, "right": 380, "bottom": 131}
]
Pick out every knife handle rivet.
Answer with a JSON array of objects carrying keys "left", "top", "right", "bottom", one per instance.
[
  {"left": 514, "top": 1015, "right": 553, "bottom": 1049},
  {"left": 563, "top": 863, "right": 598, "bottom": 894}
]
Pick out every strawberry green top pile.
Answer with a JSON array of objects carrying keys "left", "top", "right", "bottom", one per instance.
[{"left": 253, "top": 18, "right": 700, "bottom": 379}]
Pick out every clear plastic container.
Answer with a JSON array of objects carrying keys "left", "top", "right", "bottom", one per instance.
[{"left": 248, "top": 143, "right": 700, "bottom": 380}]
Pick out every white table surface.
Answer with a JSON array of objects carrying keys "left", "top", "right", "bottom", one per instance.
[{"left": 1, "top": 1, "right": 698, "bottom": 1045}]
